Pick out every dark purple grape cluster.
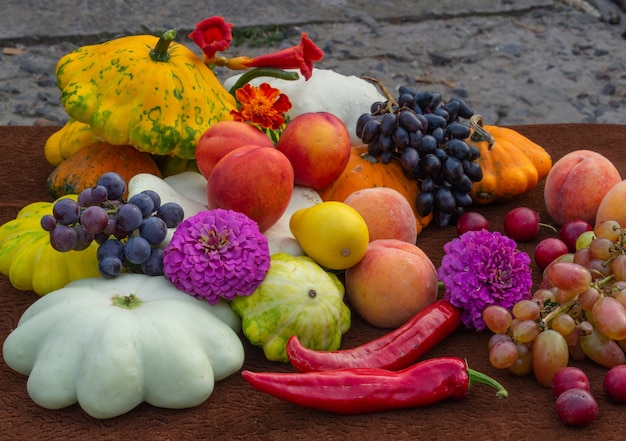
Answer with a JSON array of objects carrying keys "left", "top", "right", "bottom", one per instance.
[
  {"left": 41, "top": 172, "right": 184, "bottom": 278},
  {"left": 356, "top": 86, "right": 483, "bottom": 226}
]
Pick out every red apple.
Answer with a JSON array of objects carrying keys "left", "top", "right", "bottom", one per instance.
[
  {"left": 195, "top": 121, "right": 274, "bottom": 180},
  {"left": 207, "top": 145, "right": 294, "bottom": 232},
  {"left": 276, "top": 112, "right": 351, "bottom": 190}
]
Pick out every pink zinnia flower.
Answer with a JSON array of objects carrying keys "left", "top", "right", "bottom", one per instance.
[
  {"left": 163, "top": 209, "right": 270, "bottom": 304},
  {"left": 438, "top": 230, "right": 533, "bottom": 331}
]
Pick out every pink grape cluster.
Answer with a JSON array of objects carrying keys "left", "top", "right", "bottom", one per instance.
[
  {"left": 40, "top": 172, "right": 184, "bottom": 278},
  {"left": 482, "top": 219, "right": 626, "bottom": 386}
]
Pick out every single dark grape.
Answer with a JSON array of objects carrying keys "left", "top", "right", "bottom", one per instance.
[
  {"left": 442, "top": 156, "right": 464, "bottom": 184},
  {"left": 360, "top": 119, "right": 381, "bottom": 144},
  {"left": 49, "top": 224, "right": 78, "bottom": 252},
  {"left": 80, "top": 205, "right": 110, "bottom": 234},
  {"left": 97, "top": 172, "right": 126, "bottom": 200},
  {"left": 141, "top": 248, "right": 165, "bottom": 276},
  {"left": 432, "top": 107, "right": 449, "bottom": 122},
  {"left": 442, "top": 100, "right": 460, "bottom": 121},
  {"left": 40, "top": 214, "right": 57, "bottom": 232},
  {"left": 156, "top": 202, "right": 185, "bottom": 228},
  {"left": 449, "top": 97, "right": 474, "bottom": 119},
  {"left": 379, "top": 113, "right": 397, "bottom": 136},
  {"left": 98, "top": 256, "right": 123, "bottom": 279},
  {"left": 370, "top": 101, "right": 386, "bottom": 114},
  {"left": 52, "top": 198, "right": 80, "bottom": 225},
  {"left": 356, "top": 113, "right": 373, "bottom": 138},
  {"left": 445, "top": 122, "right": 471, "bottom": 140},
  {"left": 420, "top": 154, "right": 441, "bottom": 178},
  {"left": 434, "top": 147, "right": 448, "bottom": 162},
  {"left": 409, "top": 130, "right": 422, "bottom": 149},
  {"left": 124, "top": 236, "right": 153, "bottom": 265},
  {"left": 414, "top": 91, "right": 433, "bottom": 110},
  {"left": 91, "top": 184, "right": 109, "bottom": 205},
  {"left": 397, "top": 110, "right": 422, "bottom": 132},
  {"left": 421, "top": 178, "right": 436, "bottom": 192},
  {"left": 434, "top": 186, "right": 456, "bottom": 214},
  {"left": 446, "top": 138, "right": 471, "bottom": 159},
  {"left": 432, "top": 127, "right": 445, "bottom": 145},
  {"left": 391, "top": 126, "right": 409, "bottom": 148},
  {"left": 379, "top": 134, "right": 394, "bottom": 151},
  {"left": 418, "top": 135, "right": 438, "bottom": 154},
  {"left": 453, "top": 190, "right": 472, "bottom": 208},
  {"left": 456, "top": 174, "right": 474, "bottom": 194},
  {"left": 416, "top": 191, "right": 435, "bottom": 216},
  {"left": 465, "top": 161, "right": 484, "bottom": 182},
  {"left": 128, "top": 193, "right": 155, "bottom": 218},
  {"left": 103, "top": 215, "right": 117, "bottom": 236},
  {"left": 77, "top": 188, "right": 95, "bottom": 207},
  {"left": 380, "top": 151, "right": 394, "bottom": 164},
  {"left": 97, "top": 238, "right": 126, "bottom": 262},
  {"left": 397, "top": 92, "right": 416, "bottom": 108},
  {"left": 73, "top": 224, "right": 95, "bottom": 251},
  {"left": 140, "top": 216, "right": 168, "bottom": 245},
  {"left": 116, "top": 203, "right": 144, "bottom": 232},
  {"left": 423, "top": 113, "right": 447, "bottom": 132},
  {"left": 400, "top": 147, "right": 420, "bottom": 171}
]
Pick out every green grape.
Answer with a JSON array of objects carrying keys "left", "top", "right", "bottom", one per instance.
[
  {"left": 512, "top": 299, "right": 541, "bottom": 321},
  {"left": 591, "top": 296, "right": 626, "bottom": 341},
  {"left": 532, "top": 329, "right": 569, "bottom": 388},
  {"left": 508, "top": 342, "right": 533, "bottom": 376},
  {"left": 512, "top": 319, "right": 540, "bottom": 344},
  {"left": 482, "top": 305, "right": 513, "bottom": 334},
  {"left": 580, "top": 328, "right": 626, "bottom": 368},
  {"left": 489, "top": 340, "right": 519, "bottom": 369}
]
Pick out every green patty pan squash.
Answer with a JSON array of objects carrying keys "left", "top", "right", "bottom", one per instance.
[
  {"left": 56, "top": 30, "right": 237, "bottom": 159},
  {"left": 231, "top": 252, "right": 351, "bottom": 362},
  {"left": 2, "top": 273, "right": 244, "bottom": 419},
  {"left": 0, "top": 195, "right": 100, "bottom": 295}
]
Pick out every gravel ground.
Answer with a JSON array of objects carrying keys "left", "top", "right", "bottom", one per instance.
[{"left": 1, "top": 0, "right": 625, "bottom": 127}]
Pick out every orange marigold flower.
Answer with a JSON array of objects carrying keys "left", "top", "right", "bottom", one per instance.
[
  {"left": 188, "top": 16, "right": 233, "bottom": 63},
  {"left": 231, "top": 83, "right": 292, "bottom": 130}
]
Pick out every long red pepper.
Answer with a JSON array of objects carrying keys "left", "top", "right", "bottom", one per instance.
[
  {"left": 285, "top": 299, "right": 462, "bottom": 372},
  {"left": 242, "top": 357, "right": 508, "bottom": 415}
]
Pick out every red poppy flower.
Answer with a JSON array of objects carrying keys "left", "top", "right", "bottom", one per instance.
[
  {"left": 230, "top": 83, "right": 292, "bottom": 130},
  {"left": 188, "top": 16, "right": 233, "bottom": 62}
]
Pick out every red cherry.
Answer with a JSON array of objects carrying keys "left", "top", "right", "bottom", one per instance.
[
  {"left": 503, "top": 207, "right": 541, "bottom": 242},
  {"left": 559, "top": 220, "right": 593, "bottom": 252},
  {"left": 534, "top": 237, "right": 569, "bottom": 270},
  {"left": 456, "top": 212, "right": 489, "bottom": 235}
]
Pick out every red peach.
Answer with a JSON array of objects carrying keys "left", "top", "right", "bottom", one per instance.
[
  {"left": 207, "top": 145, "right": 294, "bottom": 232},
  {"left": 345, "top": 239, "right": 438, "bottom": 328},
  {"left": 544, "top": 150, "right": 621, "bottom": 226},
  {"left": 275, "top": 112, "right": 351, "bottom": 190},
  {"left": 195, "top": 121, "right": 274, "bottom": 180},
  {"left": 344, "top": 187, "right": 417, "bottom": 244}
]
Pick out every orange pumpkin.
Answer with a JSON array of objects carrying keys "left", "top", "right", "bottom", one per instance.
[
  {"left": 318, "top": 145, "right": 432, "bottom": 235},
  {"left": 46, "top": 143, "right": 163, "bottom": 199},
  {"left": 467, "top": 114, "right": 552, "bottom": 204}
]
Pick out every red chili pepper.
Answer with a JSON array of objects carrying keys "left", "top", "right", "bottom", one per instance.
[
  {"left": 286, "top": 299, "right": 462, "bottom": 372},
  {"left": 242, "top": 357, "right": 508, "bottom": 415}
]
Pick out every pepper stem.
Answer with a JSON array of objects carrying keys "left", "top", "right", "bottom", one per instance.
[
  {"left": 467, "top": 367, "right": 508, "bottom": 399},
  {"left": 150, "top": 29, "right": 177, "bottom": 62},
  {"left": 228, "top": 67, "right": 300, "bottom": 96}
]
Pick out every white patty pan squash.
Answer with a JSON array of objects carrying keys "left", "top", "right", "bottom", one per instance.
[
  {"left": 231, "top": 252, "right": 351, "bottom": 362},
  {"left": 2, "top": 273, "right": 244, "bottom": 419}
]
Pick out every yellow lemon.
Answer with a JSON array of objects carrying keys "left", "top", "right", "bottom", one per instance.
[{"left": 289, "top": 201, "right": 369, "bottom": 270}]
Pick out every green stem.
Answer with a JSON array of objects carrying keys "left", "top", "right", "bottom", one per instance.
[
  {"left": 228, "top": 67, "right": 300, "bottom": 96},
  {"left": 150, "top": 29, "right": 177, "bottom": 62},
  {"left": 467, "top": 367, "right": 508, "bottom": 399},
  {"left": 112, "top": 293, "right": 144, "bottom": 310}
]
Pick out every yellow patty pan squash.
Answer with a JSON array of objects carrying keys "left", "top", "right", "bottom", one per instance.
[
  {"left": 2, "top": 273, "right": 244, "bottom": 419},
  {"left": 0, "top": 195, "right": 100, "bottom": 295},
  {"left": 231, "top": 252, "right": 351, "bottom": 362},
  {"left": 56, "top": 30, "right": 237, "bottom": 159},
  {"left": 44, "top": 118, "right": 101, "bottom": 166}
]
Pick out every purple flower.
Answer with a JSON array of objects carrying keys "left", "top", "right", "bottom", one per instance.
[
  {"left": 437, "top": 230, "right": 533, "bottom": 331},
  {"left": 163, "top": 209, "right": 270, "bottom": 304}
]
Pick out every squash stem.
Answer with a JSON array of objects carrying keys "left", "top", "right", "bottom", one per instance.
[
  {"left": 469, "top": 114, "right": 496, "bottom": 149},
  {"left": 150, "top": 29, "right": 177, "bottom": 62},
  {"left": 228, "top": 68, "right": 300, "bottom": 96},
  {"left": 112, "top": 294, "right": 144, "bottom": 310}
]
